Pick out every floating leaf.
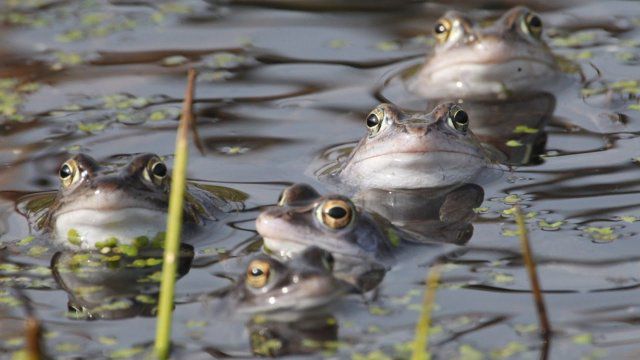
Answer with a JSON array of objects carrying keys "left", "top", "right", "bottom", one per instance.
[
  {"left": 375, "top": 40, "right": 399, "bottom": 52},
  {"left": 369, "top": 306, "right": 391, "bottom": 316},
  {"left": 67, "top": 229, "right": 82, "bottom": 246},
  {"left": 513, "top": 125, "right": 539, "bottom": 134},
  {"left": 572, "top": 333, "right": 593, "bottom": 345},
  {"left": 538, "top": 220, "right": 564, "bottom": 231},
  {"left": 98, "top": 336, "right": 118, "bottom": 346},
  {"left": 492, "top": 272, "right": 514, "bottom": 284},
  {"left": 110, "top": 347, "right": 144, "bottom": 359},
  {"left": 328, "top": 39, "right": 349, "bottom": 49},
  {"left": 459, "top": 344, "right": 484, "bottom": 360},
  {"left": 501, "top": 228, "right": 520, "bottom": 237},
  {"left": 491, "top": 341, "right": 526, "bottom": 359},
  {"left": 27, "top": 246, "right": 47, "bottom": 257},
  {"left": 16, "top": 235, "right": 35, "bottom": 246},
  {"left": 617, "top": 215, "right": 638, "bottom": 223},
  {"left": 161, "top": 55, "right": 189, "bottom": 67},
  {"left": 502, "top": 194, "right": 521, "bottom": 204}
]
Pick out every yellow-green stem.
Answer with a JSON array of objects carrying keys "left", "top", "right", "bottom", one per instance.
[
  {"left": 412, "top": 263, "right": 443, "bottom": 360},
  {"left": 154, "top": 69, "right": 197, "bottom": 359}
]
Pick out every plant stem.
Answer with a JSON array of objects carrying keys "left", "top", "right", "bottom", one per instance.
[
  {"left": 515, "top": 206, "right": 551, "bottom": 337},
  {"left": 412, "top": 263, "right": 443, "bottom": 360},
  {"left": 154, "top": 68, "right": 197, "bottom": 359}
]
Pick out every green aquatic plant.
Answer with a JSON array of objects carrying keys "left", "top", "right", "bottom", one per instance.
[
  {"left": 0, "top": 79, "right": 40, "bottom": 122},
  {"left": 411, "top": 263, "right": 443, "bottom": 360},
  {"left": 154, "top": 69, "right": 197, "bottom": 359}
]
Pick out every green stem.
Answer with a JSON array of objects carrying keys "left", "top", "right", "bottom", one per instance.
[{"left": 154, "top": 69, "right": 197, "bottom": 359}]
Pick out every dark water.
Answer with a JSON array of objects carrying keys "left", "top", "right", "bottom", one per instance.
[{"left": 1, "top": 0, "right": 640, "bottom": 358}]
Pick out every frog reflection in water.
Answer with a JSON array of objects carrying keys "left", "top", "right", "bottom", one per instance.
[
  {"left": 37, "top": 153, "right": 232, "bottom": 249},
  {"left": 257, "top": 184, "right": 394, "bottom": 291},
  {"left": 231, "top": 246, "right": 353, "bottom": 314},
  {"left": 337, "top": 103, "right": 493, "bottom": 190},
  {"left": 52, "top": 245, "right": 194, "bottom": 320},
  {"left": 248, "top": 313, "right": 338, "bottom": 357},
  {"left": 408, "top": 6, "right": 561, "bottom": 100}
]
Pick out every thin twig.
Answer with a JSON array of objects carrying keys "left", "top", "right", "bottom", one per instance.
[
  {"left": 515, "top": 206, "right": 552, "bottom": 337},
  {"left": 12, "top": 288, "right": 43, "bottom": 360},
  {"left": 25, "top": 316, "right": 42, "bottom": 360},
  {"left": 154, "top": 68, "right": 197, "bottom": 360},
  {"left": 411, "top": 263, "right": 443, "bottom": 360}
]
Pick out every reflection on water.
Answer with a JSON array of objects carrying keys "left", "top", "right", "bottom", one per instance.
[
  {"left": 1, "top": 0, "right": 640, "bottom": 358},
  {"left": 52, "top": 245, "right": 194, "bottom": 320},
  {"left": 248, "top": 313, "right": 338, "bottom": 357}
]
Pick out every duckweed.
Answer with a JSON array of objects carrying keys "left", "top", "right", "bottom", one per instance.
[
  {"left": 375, "top": 40, "right": 400, "bottom": 52},
  {"left": 16, "top": 236, "right": 35, "bottom": 246},
  {"left": 27, "top": 246, "right": 48, "bottom": 257},
  {"left": 109, "top": 346, "right": 144, "bottom": 359},
  {"left": 513, "top": 125, "right": 539, "bottom": 134},
  {"left": 490, "top": 341, "right": 527, "bottom": 359},
  {"left": 459, "top": 344, "right": 484, "bottom": 360},
  {"left": 573, "top": 332, "right": 593, "bottom": 345},
  {"left": 538, "top": 220, "right": 564, "bottom": 231}
]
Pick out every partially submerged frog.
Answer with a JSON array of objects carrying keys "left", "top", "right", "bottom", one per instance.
[
  {"left": 355, "top": 184, "right": 485, "bottom": 246},
  {"left": 231, "top": 246, "right": 353, "bottom": 314},
  {"left": 38, "top": 153, "right": 231, "bottom": 249},
  {"left": 408, "top": 6, "right": 561, "bottom": 100},
  {"left": 337, "top": 103, "right": 493, "bottom": 190},
  {"left": 257, "top": 183, "right": 394, "bottom": 290}
]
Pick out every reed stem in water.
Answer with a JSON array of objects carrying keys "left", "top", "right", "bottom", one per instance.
[
  {"left": 515, "top": 206, "right": 551, "bottom": 337},
  {"left": 154, "top": 68, "right": 197, "bottom": 359},
  {"left": 411, "top": 262, "right": 443, "bottom": 360}
]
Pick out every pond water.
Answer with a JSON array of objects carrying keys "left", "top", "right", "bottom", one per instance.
[{"left": 1, "top": 0, "right": 640, "bottom": 358}]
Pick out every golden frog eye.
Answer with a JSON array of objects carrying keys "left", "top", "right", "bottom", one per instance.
[
  {"left": 523, "top": 12, "right": 543, "bottom": 39},
  {"left": 447, "top": 105, "right": 469, "bottom": 133},
  {"left": 145, "top": 157, "right": 168, "bottom": 185},
  {"left": 246, "top": 259, "right": 271, "bottom": 288},
  {"left": 316, "top": 199, "right": 354, "bottom": 230},
  {"left": 59, "top": 159, "right": 80, "bottom": 188},
  {"left": 433, "top": 18, "right": 452, "bottom": 44},
  {"left": 366, "top": 107, "right": 385, "bottom": 136}
]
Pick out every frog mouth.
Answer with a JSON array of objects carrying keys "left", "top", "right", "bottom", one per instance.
[{"left": 351, "top": 149, "right": 485, "bottom": 165}]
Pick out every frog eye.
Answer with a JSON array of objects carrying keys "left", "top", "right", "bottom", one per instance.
[
  {"left": 366, "top": 107, "right": 385, "bottom": 136},
  {"left": 316, "top": 199, "right": 354, "bottom": 230},
  {"left": 246, "top": 259, "right": 271, "bottom": 288},
  {"left": 447, "top": 106, "right": 469, "bottom": 133},
  {"left": 145, "top": 157, "right": 168, "bottom": 184},
  {"left": 59, "top": 159, "right": 80, "bottom": 188},
  {"left": 433, "top": 18, "right": 452, "bottom": 44},
  {"left": 523, "top": 12, "right": 543, "bottom": 39}
]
